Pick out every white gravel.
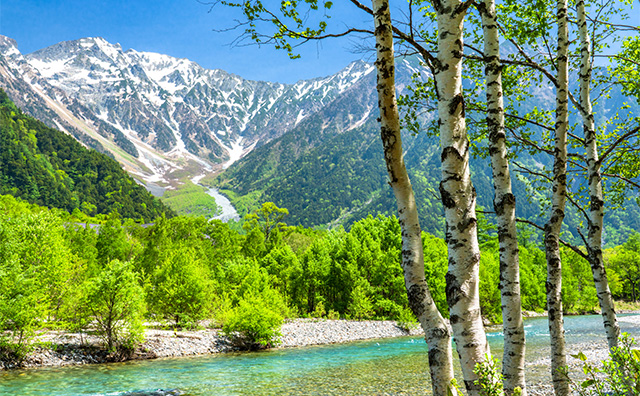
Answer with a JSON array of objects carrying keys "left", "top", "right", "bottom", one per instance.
[
  {"left": 3, "top": 313, "right": 639, "bottom": 396},
  {"left": 1, "top": 319, "right": 422, "bottom": 370}
]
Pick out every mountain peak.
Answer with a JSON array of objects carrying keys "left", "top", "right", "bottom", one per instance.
[{"left": 0, "top": 35, "right": 20, "bottom": 58}]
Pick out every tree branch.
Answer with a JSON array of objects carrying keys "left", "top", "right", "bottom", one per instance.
[{"left": 599, "top": 126, "right": 640, "bottom": 164}]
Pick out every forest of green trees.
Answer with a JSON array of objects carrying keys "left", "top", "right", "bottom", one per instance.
[
  {"left": 2, "top": 195, "right": 639, "bottom": 358},
  {"left": 0, "top": 89, "right": 174, "bottom": 221}
]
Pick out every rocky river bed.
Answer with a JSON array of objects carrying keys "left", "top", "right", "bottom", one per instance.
[
  {"left": 2, "top": 315, "right": 640, "bottom": 396},
  {"left": 1, "top": 319, "right": 423, "bottom": 370}
]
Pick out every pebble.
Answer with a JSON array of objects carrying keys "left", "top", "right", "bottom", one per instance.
[
  {"left": 0, "top": 319, "right": 422, "bottom": 370},
  {"left": 4, "top": 315, "right": 640, "bottom": 396}
]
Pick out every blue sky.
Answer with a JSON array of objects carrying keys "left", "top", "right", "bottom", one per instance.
[
  {"left": 0, "top": 1, "right": 637, "bottom": 84},
  {"left": 0, "top": 0, "right": 372, "bottom": 84}
]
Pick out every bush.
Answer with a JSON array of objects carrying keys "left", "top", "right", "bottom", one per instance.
[
  {"left": 223, "top": 294, "right": 283, "bottom": 349},
  {"left": 571, "top": 333, "right": 640, "bottom": 396},
  {"left": 395, "top": 307, "right": 419, "bottom": 332},
  {"left": 472, "top": 355, "right": 524, "bottom": 396},
  {"left": 84, "top": 260, "right": 145, "bottom": 351},
  {"left": 147, "top": 247, "right": 211, "bottom": 328},
  {"left": 348, "top": 281, "right": 374, "bottom": 320},
  {"left": 0, "top": 260, "right": 41, "bottom": 363}
]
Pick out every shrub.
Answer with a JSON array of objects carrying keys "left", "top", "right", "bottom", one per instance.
[
  {"left": 348, "top": 281, "right": 374, "bottom": 320},
  {"left": 147, "top": 247, "right": 211, "bottom": 328},
  {"left": 327, "top": 309, "right": 340, "bottom": 320},
  {"left": 223, "top": 294, "right": 283, "bottom": 349},
  {"left": 395, "top": 307, "right": 418, "bottom": 332},
  {"left": 84, "top": 260, "right": 145, "bottom": 351},
  {"left": 0, "top": 260, "right": 42, "bottom": 363},
  {"left": 571, "top": 333, "right": 640, "bottom": 396}
]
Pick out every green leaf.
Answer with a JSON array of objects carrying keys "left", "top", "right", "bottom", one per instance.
[
  {"left": 571, "top": 351, "right": 588, "bottom": 361},
  {"left": 581, "top": 379, "right": 595, "bottom": 388}
]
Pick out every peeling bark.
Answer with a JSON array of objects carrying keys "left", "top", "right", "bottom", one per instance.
[
  {"left": 545, "top": 0, "right": 570, "bottom": 394},
  {"left": 577, "top": 0, "right": 620, "bottom": 350},
  {"left": 432, "top": 1, "right": 491, "bottom": 394},
  {"left": 478, "top": 0, "right": 526, "bottom": 394},
  {"left": 371, "top": 1, "right": 457, "bottom": 394}
]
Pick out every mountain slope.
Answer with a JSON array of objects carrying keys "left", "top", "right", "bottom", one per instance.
[
  {"left": 4, "top": 36, "right": 375, "bottom": 187},
  {"left": 0, "top": 89, "right": 174, "bottom": 221}
]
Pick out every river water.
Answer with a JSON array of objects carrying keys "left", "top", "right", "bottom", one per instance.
[
  {"left": 2, "top": 314, "right": 639, "bottom": 396},
  {"left": 205, "top": 187, "right": 239, "bottom": 222}
]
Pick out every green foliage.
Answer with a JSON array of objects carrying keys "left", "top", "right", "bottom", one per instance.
[
  {"left": 0, "top": 251, "right": 42, "bottom": 362},
  {"left": 422, "top": 233, "right": 449, "bottom": 317},
  {"left": 222, "top": 293, "right": 283, "bottom": 349},
  {"left": 561, "top": 249, "right": 598, "bottom": 313},
  {"left": 218, "top": 0, "right": 334, "bottom": 60},
  {"left": 83, "top": 260, "right": 145, "bottom": 351},
  {"left": 243, "top": 201, "right": 289, "bottom": 243},
  {"left": 612, "top": 37, "right": 640, "bottom": 103},
  {"left": 570, "top": 334, "right": 640, "bottom": 396},
  {"left": 478, "top": 246, "right": 502, "bottom": 324},
  {"left": 473, "top": 355, "right": 506, "bottom": 396},
  {"left": 0, "top": 89, "right": 173, "bottom": 221},
  {"left": 605, "top": 232, "right": 640, "bottom": 302},
  {"left": 1, "top": 190, "right": 636, "bottom": 359},
  {"left": 518, "top": 245, "right": 546, "bottom": 311},
  {"left": 147, "top": 247, "right": 212, "bottom": 328},
  {"left": 160, "top": 181, "right": 220, "bottom": 218},
  {"left": 348, "top": 279, "right": 374, "bottom": 320}
]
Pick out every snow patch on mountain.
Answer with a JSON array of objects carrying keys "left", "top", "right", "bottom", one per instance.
[
  {"left": 1, "top": 35, "right": 381, "bottom": 189},
  {"left": 222, "top": 137, "right": 246, "bottom": 169}
]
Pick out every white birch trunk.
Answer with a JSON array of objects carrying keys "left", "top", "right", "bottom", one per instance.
[
  {"left": 479, "top": 0, "right": 526, "bottom": 394},
  {"left": 577, "top": 0, "right": 620, "bottom": 350},
  {"left": 545, "top": 0, "right": 569, "bottom": 394},
  {"left": 433, "top": 1, "right": 491, "bottom": 394},
  {"left": 371, "top": 1, "right": 457, "bottom": 394}
]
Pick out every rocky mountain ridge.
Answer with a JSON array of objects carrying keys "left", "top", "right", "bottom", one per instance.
[{"left": 0, "top": 35, "right": 378, "bottom": 189}]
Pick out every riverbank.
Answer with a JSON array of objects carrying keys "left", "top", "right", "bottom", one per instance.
[
  {"left": 1, "top": 319, "right": 423, "bottom": 370},
  {"left": 3, "top": 315, "right": 640, "bottom": 396}
]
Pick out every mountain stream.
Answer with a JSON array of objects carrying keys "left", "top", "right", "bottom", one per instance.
[{"left": 2, "top": 314, "right": 639, "bottom": 396}]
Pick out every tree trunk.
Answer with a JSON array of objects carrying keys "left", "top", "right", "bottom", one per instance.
[
  {"left": 432, "top": 1, "right": 491, "bottom": 394},
  {"left": 370, "top": 1, "right": 457, "bottom": 394},
  {"left": 479, "top": 0, "right": 526, "bottom": 394},
  {"left": 576, "top": 0, "right": 621, "bottom": 351},
  {"left": 545, "top": 0, "right": 570, "bottom": 394}
]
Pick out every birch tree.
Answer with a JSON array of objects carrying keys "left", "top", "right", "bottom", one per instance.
[
  {"left": 476, "top": 0, "right": 526, "bottom": 393},
  {"left": 544, "top": 1, "right": 570, "bottom": 394},
  {"left": 430, "top": 0, "right": 493, "bottom": 392},
  {"left": 493, "top": 0, "right": 639, "bottom": 356},
  {"left": 211, "top": 1, "right": 502, "bottom": 393},
  {"left": 370, "top": 2, "right": 457, "bottom": 393},
  {"left": 575, "top": 0, "right": 620, "bottom": 350}
]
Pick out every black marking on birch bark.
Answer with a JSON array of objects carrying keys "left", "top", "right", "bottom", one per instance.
[
  {"left": 587, "top": 169, "right": 601, "bottom": 186},
  {"left": 494, "top": 193, "right": 515, "bottom": 216},
  {"left": 407, "top": 283, "right": 428, "bottom": 318},
  {"left": 439, "top": 182, "right": 456, "bottom": 209},
  {"left": 456, "top": 216, "right": 477, "bottom": 233},
  {"left": 427, "top": 327, "right": 450, "bottom": 340},
  {"left": 448, "top": 94, "right": 464, "bottom": 116},
  {"left": 445, "top": 272, "right": 465, "bottom": 307},
  {"left": 589, "top": 196, "right": 604, "bottom": 212},
  {"left": 428, "top": 347, "right": 444, "bottom": 368},
  {"left": 465, "top": 380, "right": 482, "bottom": 393},
  {"left": 431, "top": 0, "right": 444, "bottom": 14},
  {"left": 439, "top": 30, "right": 454, "bottom": 40},
  {"left": 440, "top": 146, "right": 464, "bottom": 164}
]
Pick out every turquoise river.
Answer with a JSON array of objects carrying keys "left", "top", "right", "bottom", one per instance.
[{"left": 2, "top": 314, "right": 639, "bottom": 396}]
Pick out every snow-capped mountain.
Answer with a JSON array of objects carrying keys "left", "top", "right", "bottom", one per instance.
[{"left": 0, "top": 35, "right": 376, "bottom": 188}]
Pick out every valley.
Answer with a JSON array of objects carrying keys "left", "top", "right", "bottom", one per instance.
[{"left": 1, "top": 34, "right": 639, "bottom": 245}]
